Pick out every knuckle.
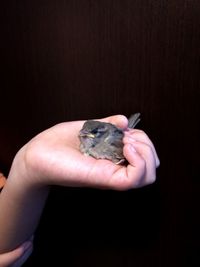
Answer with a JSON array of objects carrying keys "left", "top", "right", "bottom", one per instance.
[
  {"left": 138, "top": 156, "right": 146, "bottom": 170},
  {"left": 132, "top": 129, "right": 146, "bottom": 136},
  {"left": 156, "top": 158, "right": 160, "bottom": 168},
  {"left": 148, "top": 174, "right": 156, "bottom": 184},
  {"left": 131, "top": 130, "right": 150, "bottom": 143},
  {"left": 141, "top": 143, "right": 153, "bottom": 156}
]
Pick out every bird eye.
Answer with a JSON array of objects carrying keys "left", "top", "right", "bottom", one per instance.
[
  {"left": 91, "top": 127, "right": 106, "bottom": 135},
  {"left": 91, "top": 128, "right": 98, "bottom": 134}
]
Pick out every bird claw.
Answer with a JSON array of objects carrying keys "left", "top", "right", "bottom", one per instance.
[{"left": 115, "top": 159, "right": 126, "bottom": 165}]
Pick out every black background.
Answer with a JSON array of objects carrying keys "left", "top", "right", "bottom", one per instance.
[{"left": 0, "top": 1, "right": 200, "bottom": 266}]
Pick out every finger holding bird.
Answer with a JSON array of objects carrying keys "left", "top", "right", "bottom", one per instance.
[{"left": 124, "top": 129, "right": 160, "bottom": 168}]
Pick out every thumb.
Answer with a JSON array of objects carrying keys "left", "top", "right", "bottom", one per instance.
[{"left": 99, "top": 115, "right": 128, "bottom": 129}]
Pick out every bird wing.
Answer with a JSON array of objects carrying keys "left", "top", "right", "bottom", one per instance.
[{"left": 128, "top": 113, "right": 141, "bottom": 128}]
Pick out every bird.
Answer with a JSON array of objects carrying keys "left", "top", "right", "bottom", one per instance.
[{"left": 78, "top": 113, "right": 141, "bottom": 164}]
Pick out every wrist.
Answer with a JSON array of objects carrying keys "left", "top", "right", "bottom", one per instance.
[
  {"left": 0, "top": 146, "right": 50, "bottom": 252},
  {"left": 9, "top": 145, "right": 48, "bottom": 190}
]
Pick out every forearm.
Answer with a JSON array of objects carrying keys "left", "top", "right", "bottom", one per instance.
[{"left": 0, "top": 150, "right": 50, "bottom": 253}]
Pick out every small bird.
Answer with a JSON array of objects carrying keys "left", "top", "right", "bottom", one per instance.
[{"left": 79, "top": 113, "right": 141, "bottom": 164}]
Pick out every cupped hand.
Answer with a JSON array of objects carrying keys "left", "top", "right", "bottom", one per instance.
[{"left": 22, "top": 115, "right": 159, "bottom": 190}]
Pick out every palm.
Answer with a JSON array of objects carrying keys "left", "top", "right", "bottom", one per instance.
[
  {"left": 25, "top": 116, "right": 138, "bottom": 190},
  {"left": 25, "top": 115, "right": 159, "bottom": 189}
]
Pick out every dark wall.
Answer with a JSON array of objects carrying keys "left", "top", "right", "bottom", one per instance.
[{"left": 1, "top": 1, "right": 199, "bottom": 266}]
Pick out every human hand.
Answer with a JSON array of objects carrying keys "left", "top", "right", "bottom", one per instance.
[
  {"left": 0, "top": 115, "right": 159, "bottom": 255},
  {"left": 20, "top": 115, "right": 159, "bottom": 190},
  {"left": 0, "top": 238, "right": 33, "bottom": 267}
]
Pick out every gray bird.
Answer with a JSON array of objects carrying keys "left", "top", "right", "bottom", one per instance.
[{"left": 79, "top": 113, "right": 141, "bottom": 164}]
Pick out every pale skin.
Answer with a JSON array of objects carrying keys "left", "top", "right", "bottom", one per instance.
[{"left": 0, "top": 115, "right": 159, "bottom": 265}]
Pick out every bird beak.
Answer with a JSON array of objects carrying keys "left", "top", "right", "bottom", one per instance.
[
  {"left": 86, "top": 133, "right": 95, "bottom": 138},
  {"left": 79, "top": 132, "right": 95, "bottom": 138}
]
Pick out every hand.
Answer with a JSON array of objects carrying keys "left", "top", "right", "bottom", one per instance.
[
  {"left": 21, "top": 115, "right": 159, "bottom": 190},
  {"left": 123, "top": 128, "right": 160, "bottom": 187},
  {"left": 0, "top": 115, "right": 159, "bottom": 253},
  {"left": 0, "top": 238, "right": 33, "bottom": 267}
]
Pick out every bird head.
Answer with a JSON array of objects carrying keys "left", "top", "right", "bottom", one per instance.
[{"left": 79, "top": 120, "right": 108, "bottom": 139}]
